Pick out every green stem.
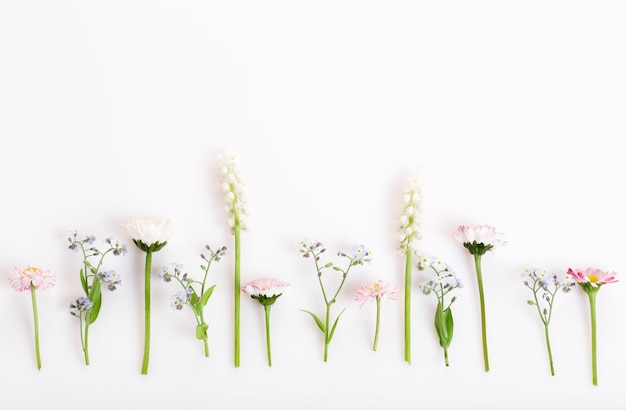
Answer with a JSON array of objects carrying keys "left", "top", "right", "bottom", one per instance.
[
  {"left": 234, "top": 220, "right": 241, "bottom": 368},
  {"left": 404, "top": 249, "right": 412, "bottom": 364},
  {"left": 141, "top": 250, "right": 152, "bottom": 375},
  {"left": 544, "top": 323, "right": 554, "bottom": 376},
  {"left": 78, "top": 313, "right": 88, "bottom": 365},
  {"left": 198, "top": 312, "right": 209, "bottom": 357},
  {"left": 83, "top": 321, "right": 90, "bottom": 365},
  {"left": 587, "top": 289, "right": 598, "bottom": 386},
  {"left": 473, "top": 254, "right": 489, "bottom": 372},
  {"left": 264, "top": 304, "right": 272, "bottom": 366},
  {"left": 30, "top": 286, "right": 41, "bottom": 370},
  {"left": 203, "top": 338, "right": 209, "bottom": 357},
  {"left": 444, "top": 346, "right": 449, "bottom": 367},
  {"left": 323, "top": 303, "right": 330, "bottom": 362},
  {"left": 373, "top": 297, "right": 381, "bottom": 351}
]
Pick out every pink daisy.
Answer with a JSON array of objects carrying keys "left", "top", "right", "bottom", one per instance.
[
  {"left": 8, "top": 266, "right": 56, "bottom": 292},
  {"left": 354, "top": 280, "right": 399, "bottom": 308},
  {"left": 567, "top": 267, "right": 618, "bottom": 288},
  {"left": 241, "top": 278, "right": 290, "bottom": 298}
]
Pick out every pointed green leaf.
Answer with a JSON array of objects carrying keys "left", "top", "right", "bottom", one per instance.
[
  {"left": 196, "top": 323, "right": 209, "bottom": 340},
  {"left": 434, "top": 303, "right": 454, "bottom": 348},
  {"left": 80, "top": 269, "right": 88, "bottom": 294},
  {"left": 328, "top": 308, "right": 347, "bottom": 343},
  {"left": 301, "top": 309, "right": 325, "bottom": 333},
  {"left": 200, "top": 285, "right": 216, "bottom": 308},
  {"left": 87, "top": 277, "right": 102, "bottom": 325}
]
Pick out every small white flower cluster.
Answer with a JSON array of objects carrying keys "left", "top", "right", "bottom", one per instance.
[
  {"left": 417, "top": 256, "right": 462, "bottom": 295},
  {"left": 398, "top": 170, "right": 423, "bottom": 253},
  {"left": 219, "top": 151, "right": 248, "bottom": 234}
]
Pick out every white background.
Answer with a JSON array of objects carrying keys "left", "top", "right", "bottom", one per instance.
[{"left": 1, "top": 1, "right": 625, "bottom": 409}]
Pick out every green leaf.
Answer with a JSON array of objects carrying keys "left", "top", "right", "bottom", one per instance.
[
  {"left": 328, "top": 308, "right": 346, "bottom": 343},
  {"left": 80, "top": 269, "right": 88, "bottom": 294},
  {"left": 87, "top": 277, "right": 102, "bottom": 325},
  {"left": 196, "top": 323, "right": 209, "bottom": 340},
  {"left": 332, "top": 266, "right": 342, "bottom": 271},
  {"left": 527, "top": 300, "right": 536, "bottom": 306},
  {"left": 301, "top": 309, "right": 325, "bottom": 333},
  {"left": 434, "top": 303, "right": 454, "bottom": 349},
  {"left": 200, "top": 285, "right": 216, "bottom": 308}
]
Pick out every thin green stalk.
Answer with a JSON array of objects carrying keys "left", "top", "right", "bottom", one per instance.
[
  {"left": 404, "top": 249, "right": 412, "bottom": 364},
  {"left": 264, "top": 304, "right": 272, "bottom": 366},
  {"left": 473, "top": 254, "right": 489, "bottom": 372},
  {"left": 373, "top": 297, "right": 381, "bottom": 351},
  {"left": 587, "top": 289, "right": 598, "bottom": 386},
  {"left": 197, "top": 312, "right": 209, "bottom": 357},
  {"left": 30, "top": 286, "right": 41, "bottom": 370},
  {"left": 234, "top": 219, "right": 241, "bottom": 368},
  {"left": 141, "top": 250, "right": 152, "bottom": 375},
  {"left": 528, "top": 279, "right": 556, "bottom": 375},
  {"left": 544, "top": 323, "right": 554, "bottom": 376},
  {"left": 83, "top": 321, "right": 90, "bottom": 365},
  {"left": 438, "top": 282, "right": 450, "bottom": 367},
  {"left": 323, "top": 303, "right": 330, "bottom": 362}
]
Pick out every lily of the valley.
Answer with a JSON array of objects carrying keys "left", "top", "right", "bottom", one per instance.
[
  {"left": 398, "top": 170, "right": 422, "bottom": 365},
  {"left": 219, "top": 150, "right": 248, "bottom": 368}
]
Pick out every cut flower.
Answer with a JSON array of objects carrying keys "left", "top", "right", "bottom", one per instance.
[
  {"left": 124, "top": 218, "right": 175, "bottom": 252},
  {"left": 568, "top": 267, "right": 618, "bottom": 288},
  {"left": 455, "top": 224, "right": 506, "bottom": 256},
  {"left": 8, "top": 266, "right": 56, "bottom": 292},
  {"left": 355, "top": 280, "right": 399, "bottom": 351},
  {"left": 8, "top": 265, "right": 56, "bottom": 370},
  {"left": 568, "top": 266, "right": 618, "bottom": 385},
  {"left": 242, "top": 278, "right": 290, "bottom": 366},
  {"left": 354, "top": 280, "right": 399, "bottom": 308}
]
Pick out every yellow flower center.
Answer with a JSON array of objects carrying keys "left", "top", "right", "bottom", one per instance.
[{"left": 588, "top": 275, "right": 599, "bottom": 283}]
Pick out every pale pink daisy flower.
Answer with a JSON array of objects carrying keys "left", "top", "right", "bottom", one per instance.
[
  {"left": 455, "top": 224, "right": 507, "bottom": 253},
  {"left": 8, "top": 266, "right": 56, "bottom": 292},
  {"left": 567, "top": 267, "right": 618, "bottom": 385},
  {"left": 355, "top": 280, "right": 399, "bottom": 351},
  {"left": 567, "top": 267, "right": 618, "bottom": 288},
  {"left": 241, "top": 277, "right": 290, "bottom": 366},
  {"left": 241, "top": 278, "right": 290, "bottom": 299},
  {"left": 8, "top": 265, "right": 55, "bottom": 370},
  {"left": 355, "top": 280, "right": 399, "bottom": 308}
]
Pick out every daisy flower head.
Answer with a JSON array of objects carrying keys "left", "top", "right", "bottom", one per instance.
[
  {"left": 567, "top": 267, "right": 618, "bottom": 288},
  {"left": 354, "top": 280, "right": 399, "bottom": 308},
  {"left": 242, "top": 278, "right": 290, "bottom": 305},
  {"left": 124, "top": 218, "right": 176, "bottom": 252},
  {"left": 8, "top": 266, "right": 56, "bottom": 292},
  {"left": 455, "top": 224, "right": 507, "bottom": 256}
]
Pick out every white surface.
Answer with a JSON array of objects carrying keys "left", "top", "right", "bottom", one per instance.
[{"left": 1, "top": 1, "right": 625, "bottom": 409}]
